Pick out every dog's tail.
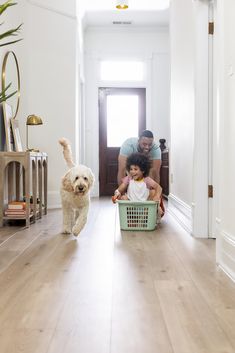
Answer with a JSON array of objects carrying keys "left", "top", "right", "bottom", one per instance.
[{"left": 59, "top": 138, "right": 75, "bottom": 169}]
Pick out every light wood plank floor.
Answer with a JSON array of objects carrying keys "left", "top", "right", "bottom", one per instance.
[{"left": 0, "top": 197, "right": 235, "bottom": 353}]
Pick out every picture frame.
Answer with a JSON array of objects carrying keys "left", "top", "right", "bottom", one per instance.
[
  {"left": 11, "top": 118, "right": 23, "bottom": 151},
  {"left": 2, "top": 102, "right": 14, "bottom": 151}
]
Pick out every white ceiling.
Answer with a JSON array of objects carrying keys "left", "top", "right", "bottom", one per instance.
[{"left": 79, "top": 0, "right": 170, "bottom": 28}]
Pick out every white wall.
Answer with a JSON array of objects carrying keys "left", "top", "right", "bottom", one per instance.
[
  {"left": 24, "top": 0, "right": 79, "bottom": 208},
  {"left": 26, "top": 0, "right": 76, "bottom": 17},
  {"left": 215, "top": 0, "right": 235, "bottom": 280},
  {"left": 1, "top": 0, "right": 79, "bottom": 208},
  {"left": 84, "top": 26, "right": 170, "bottom": 196},
  {"left": 168, "top": 0, "right": 209, "bottom": 237},
  {"left": 168, "top": 0, "right": 195, "bottom": 232},
  {"left": 0, "top": 0, "right": 25, "bottom": 95}
]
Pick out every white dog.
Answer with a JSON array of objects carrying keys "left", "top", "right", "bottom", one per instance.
[{"left": 59, "top": 138, "right": 94, "bottom": 236}]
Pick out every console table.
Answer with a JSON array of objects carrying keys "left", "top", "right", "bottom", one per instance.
[{"left": 0, "top": 151, "right": 48, "bottom": 227}]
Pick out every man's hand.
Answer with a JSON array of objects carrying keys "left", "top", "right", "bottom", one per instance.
[{"left": 150, "top": 159, "right": 161, "bottom": 184}]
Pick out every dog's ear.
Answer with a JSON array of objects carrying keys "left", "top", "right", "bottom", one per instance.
[{"left": 62, "top": 172, "right": 73, "bottom": 192}]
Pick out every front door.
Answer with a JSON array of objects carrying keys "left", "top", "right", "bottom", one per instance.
[{"left": 99, "top": 87, "right": 146, "bottom": 196}]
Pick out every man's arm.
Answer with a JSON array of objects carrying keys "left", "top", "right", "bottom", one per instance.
[
  {"left": 150, "top": 159, "right": 161, "bottom": 184},
  {"left": 117, "top": 155, "right": 127, "bottom": 185}
]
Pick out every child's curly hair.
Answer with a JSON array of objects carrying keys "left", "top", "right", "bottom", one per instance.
[{"left": 126, "top": 153, "right": 151, "bottom": 177}]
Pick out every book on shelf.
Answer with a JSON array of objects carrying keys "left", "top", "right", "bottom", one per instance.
[{"left": 8, "top": 201, "right": 26, "bottom": 210}]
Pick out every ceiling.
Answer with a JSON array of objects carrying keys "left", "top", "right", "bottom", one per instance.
[{"left": 79, "top": 0, "right": 170, "bottom": 28}]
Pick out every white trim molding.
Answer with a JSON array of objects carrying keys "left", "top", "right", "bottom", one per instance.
[
  {"left": 168, "top": 193, "right": 192, "bottom": 234},
  {"left": 218, "top": 230, "right": 235, "bottom": 283}
]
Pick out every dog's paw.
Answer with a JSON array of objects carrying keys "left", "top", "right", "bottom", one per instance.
[{"left": 72, "top": 225, "right": 81, "bottom": 237}]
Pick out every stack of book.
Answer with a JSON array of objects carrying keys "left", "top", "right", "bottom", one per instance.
[{"left": 5, "top": 201, "right": 26, "bottom": 217}]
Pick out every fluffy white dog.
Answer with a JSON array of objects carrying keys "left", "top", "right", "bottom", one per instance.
[{"left": 59, "top": 138, "right": 94, "bottom": 236}]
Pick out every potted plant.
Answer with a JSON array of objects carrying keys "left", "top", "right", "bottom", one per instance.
[{"left": 0, "top": 0, "right": 22, "bottom": 103}]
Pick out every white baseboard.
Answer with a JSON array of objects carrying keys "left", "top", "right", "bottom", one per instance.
[
  {"left": 168, "top": 193, "right": 192, "bottom": 234},
  {"left": 218, "top": 230, "right": 235, "bottom": 282}
]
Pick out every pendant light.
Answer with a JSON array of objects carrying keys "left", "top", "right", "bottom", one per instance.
[{"left": 116, "top": 0, "right": 128, "bottom": 10}]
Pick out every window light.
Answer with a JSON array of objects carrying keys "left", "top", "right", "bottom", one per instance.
[{"left": 100, "top": 61, "right": 144, "bottom": 81}]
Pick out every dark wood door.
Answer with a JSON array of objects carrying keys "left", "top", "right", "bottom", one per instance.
[{"left": 99, "top": 87, "right": 146, "bottom": 196}]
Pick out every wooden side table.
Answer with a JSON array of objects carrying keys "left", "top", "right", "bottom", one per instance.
[{"left": 0, "top": 151, "right": 48, "bottom": 227}]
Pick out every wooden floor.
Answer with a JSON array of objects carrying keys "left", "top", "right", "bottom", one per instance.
[{"left": 0, "top": 197, "right": 235, "bottom": 353}]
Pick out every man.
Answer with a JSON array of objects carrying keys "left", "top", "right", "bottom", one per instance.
[{"left": 117, "top": 130, "right": 161, "bottom": 185}]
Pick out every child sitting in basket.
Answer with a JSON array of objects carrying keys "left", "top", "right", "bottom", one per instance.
[{"left": 112, "top": 152, "right": 164, "bottom": 217}]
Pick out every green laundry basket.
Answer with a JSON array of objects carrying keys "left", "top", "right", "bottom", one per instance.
[{"left": 117, "top": 200, "right": 158, "bottom": 231}]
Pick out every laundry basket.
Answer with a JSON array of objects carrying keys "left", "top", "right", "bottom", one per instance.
[{"left": 117, "top": 200, "right": 158, "bottom": 231}]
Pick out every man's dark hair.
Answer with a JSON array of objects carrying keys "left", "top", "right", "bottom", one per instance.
[
  {"left": 139, "top": 130, "right": 154, "bottom": 139},
  {"left": 126, "top": 153, "right": 151, "bottom": 177}
]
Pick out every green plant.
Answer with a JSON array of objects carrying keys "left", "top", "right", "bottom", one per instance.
[{"left": 0, "top": 0, "right": 22, "bottom": 103}]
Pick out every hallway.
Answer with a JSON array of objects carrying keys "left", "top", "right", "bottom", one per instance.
[{"left": 0, "top": 198, "right": 235, "bottom": 353}]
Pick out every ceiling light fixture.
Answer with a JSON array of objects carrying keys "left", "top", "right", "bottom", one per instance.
[{"left": 116, "top": 0, "right": 128, "bottom": 10}]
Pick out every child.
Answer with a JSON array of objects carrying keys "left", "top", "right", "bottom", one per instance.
[{"left": 113, "top": 153, "right": 164, "bottom": 216}]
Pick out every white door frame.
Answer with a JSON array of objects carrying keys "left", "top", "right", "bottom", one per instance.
[
  {"left": 208, "top": 0, "right": 216, "bottom": 238},
  {"left": 192, "top": 0, "right": 211, "bottom": 238},
  {"left": 212, "top": 0, "right": 224, "bottom": 263}
]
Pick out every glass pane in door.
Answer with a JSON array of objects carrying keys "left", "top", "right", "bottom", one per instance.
[{"left": 107, "top": 95, "right": 138, "bottom": 147}]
